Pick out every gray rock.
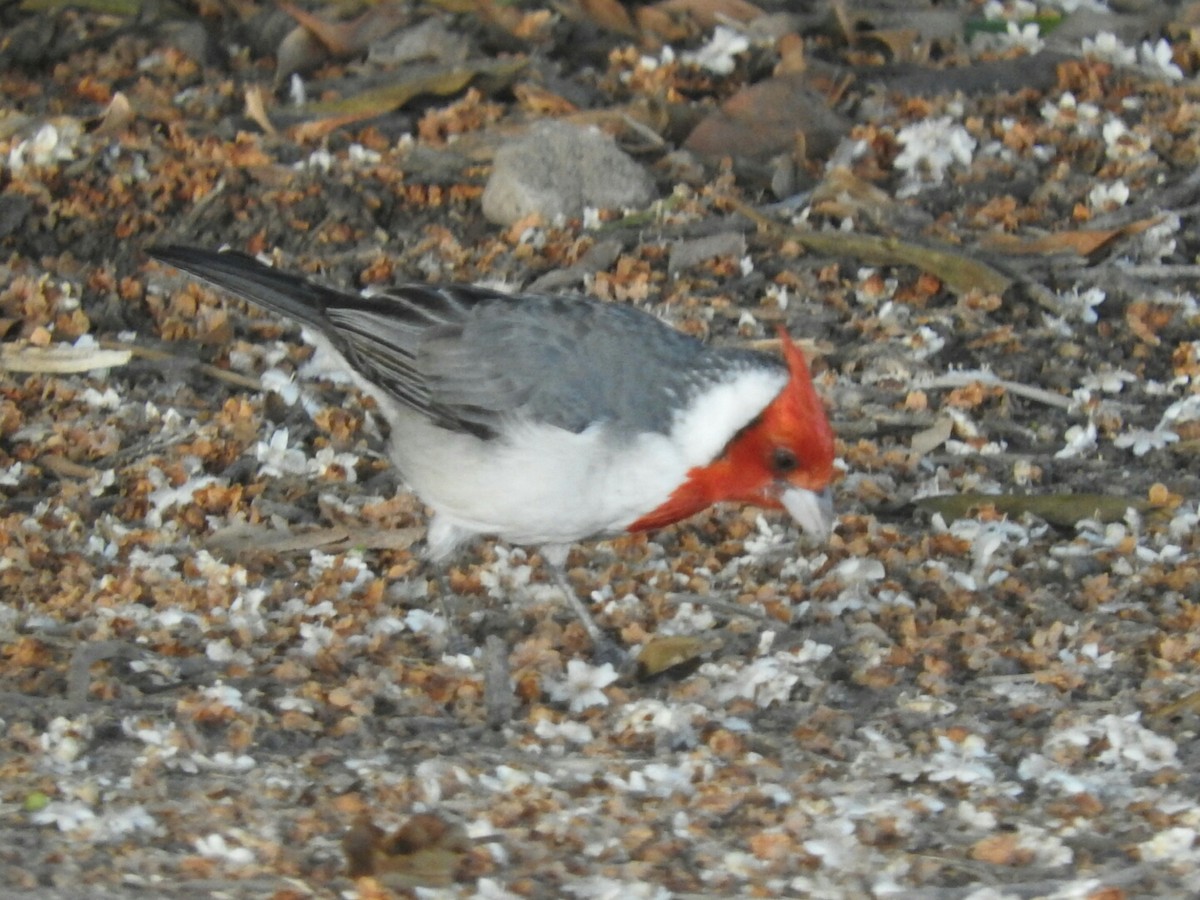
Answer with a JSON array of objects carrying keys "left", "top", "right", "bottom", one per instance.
[{"left": 482, "top": 120, "right": 656, "bottom": 225}]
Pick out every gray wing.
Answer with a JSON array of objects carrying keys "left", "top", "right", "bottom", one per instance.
[
  {"left": 149, "top": 245, "right": 780, "bottom": 440},
  {"left": 149, "top": 245, "right": 487, "bottom": 431},
  {"left": 420, "top": 295, "right": 780, "bottom": 437}
]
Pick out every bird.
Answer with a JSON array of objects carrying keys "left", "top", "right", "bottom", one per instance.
[{"left": 147, "top": 245, "right": 837, "bottom": 654}]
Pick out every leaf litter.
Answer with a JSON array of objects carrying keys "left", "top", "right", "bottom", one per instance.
[{"left": 0, "top": 0, "right": 1199, "bottom": 896}]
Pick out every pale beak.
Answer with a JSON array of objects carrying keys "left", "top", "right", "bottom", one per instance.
[{"left": 780, "top": 486, "right": 835, "bottom": 540}]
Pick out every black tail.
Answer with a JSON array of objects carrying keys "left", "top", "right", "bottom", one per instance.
[{"left": 147, "top": 245, "right": 348, "bottom": 331}]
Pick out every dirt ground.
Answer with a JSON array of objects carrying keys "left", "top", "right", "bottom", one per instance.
[{"left": 1, "top": 2, "right": 1199, "bottom": 897}]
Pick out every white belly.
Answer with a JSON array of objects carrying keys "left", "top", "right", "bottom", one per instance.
[{"left": 388, "top": 410, "right": 688, "bottom": 556}]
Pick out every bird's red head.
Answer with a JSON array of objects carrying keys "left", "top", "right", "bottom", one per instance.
[{"left": 629, "top": 327, "right": 836, "bottom": 533}]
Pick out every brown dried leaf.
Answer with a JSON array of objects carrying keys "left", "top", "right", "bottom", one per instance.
[
  {"left": 91, "top": 91, "right": 134, "bottom": 136},
  {"left": 206, "top": 524, "right": 423, "bottom": 556},
  {"left": 38, "top": 454, "right": 97, "bottom": 479},
  {"left": 637, "top": 635, "right": 711, "bottom": 676},
  {"left": 776, "top": 33, "right": 806, "bottom": 74},
  {"left": 1126, "top": 300, "right": 1173, "bottom": 346},
  {"left": 204, "top": 524, "right": 347, "bottom": 556},
  {"left": 244, "top": 86, "right": 276, "bottom": 136},
  {"left": 0, "top": 344, "right": 132, "bottom": 373},
  {"left": 295, "top": 58, "right": 527, "bottom": 138},
  {"left": 635, "top": 6, "right": 693, "bottom": 43},
  {"left": 970, "top": 832, "right": 1032, "bottom": 866},
  {"left": 513, "top": 82, "right": 579, "bottom": 117},
  {"left": 346, "top": 527, "right": 426, "bottom": 552},
  {"left": 276, "top": 3, "right": 408, "bottom": 82},
  {"left": 576, "top": 0, "right": 638, "bottom": 36},
  {"left": 830, "top": 0, "right": 854, "bottom": 42},
  {"left": 19, "top": 0, "right": 140, "bottom": 11},
  {"left": 512, "top": 9, "right": 556, "bottom": 41},
  {"left": 650, "top": 0, "right": 764, "bottom": 30},
  {"left": 810, "top": 166, "right": 892, "bottom": 218},
  {"left": 468, "top": 0, "right": 554, "bottom": 41},
  {"left": 476, "top": 0, "right": 528, "bottom": 34},
  {"left": 344, "top": 813, "right": 472, "bottom": 886},
  {"left": 978, "top": 216, "right": 1163, "bottom": 257},
  {"left": 278, "top": 1, "right": 407, "bottom": 57},
  {"left": 276, "top": 25, "right": 329, "bottom": 83},
  {"left": 423, "top": 0, "right": 476, "bottom": 10},
  {"left": 910, "top": 416, "right": 953, "bottom": 456}
]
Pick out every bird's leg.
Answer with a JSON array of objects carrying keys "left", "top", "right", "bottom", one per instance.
[
  {"left": 540, "top": 544, "right": 627, "bottom": 666},
  {"left": 419, "top": 519, "right": 490, "bottom": 653}
]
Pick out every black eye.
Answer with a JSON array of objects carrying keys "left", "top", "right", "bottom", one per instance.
[{"left": 771, "top": 448, "right": 799, "bottom": 474}]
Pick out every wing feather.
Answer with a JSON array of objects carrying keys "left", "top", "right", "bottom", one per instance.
[{"left": 149, "top": 246, "right": 784, "bottom": 442}]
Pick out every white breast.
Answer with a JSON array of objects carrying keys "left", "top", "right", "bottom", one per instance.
[{"left": 377, "top": 366, "right": 788, "bottom": 558}]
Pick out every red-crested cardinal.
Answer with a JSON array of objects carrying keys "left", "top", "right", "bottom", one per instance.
[{"left": 148, "top": 246, "right": 836, "bottom": 651}]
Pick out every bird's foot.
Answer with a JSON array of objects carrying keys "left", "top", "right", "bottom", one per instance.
[{"left": 544, "top": 559, "right": 632, "bottom": 670}]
